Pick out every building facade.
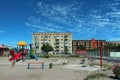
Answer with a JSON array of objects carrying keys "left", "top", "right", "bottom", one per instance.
[
  {"left": 107, "top": 41, "right": 120, "bottom": 46},
  {"left": 32, "top": 32, "right": 72, "bottom": 54},
  {"left": 72, "top": 40, "right": 107, "bottom": 52}
]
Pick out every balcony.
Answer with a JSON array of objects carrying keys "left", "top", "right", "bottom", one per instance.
[
  {"left": 54, "top": 46, "right": 59, "bottom": 48},
  {"left": 64, "top": 36, "right": 69, "bottom": 39},
  {"left": 54, "top": 44, "right": 59, "bottom": 47},
  {"left": 64, "top": 43, "right": 69, "bottom": 46},
  {"left": 44, "top": 38, "right": 49, "bottom": 43},
  {"left": 64, "top": 41, "right": 69, "bottom": 43},
  {"left": 55, "top": 36, "right": 60, "bottom": 39},
  {"left": 55, "top": 40, "right": 60, "bottom": 43},
  {"left": 55, "top": 50, "right": 59, "bottom": 52},
  {"left": 35, "top": 46, "right": 39, "bottom": 48},
  {"left": 35, "top": 42, "right": 39, "bottom": 45}
]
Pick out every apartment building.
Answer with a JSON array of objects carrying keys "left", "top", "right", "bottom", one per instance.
[
  {"left": 32, "top": 32, "right": 72, "bottom": 54},
  {"left": 72, "top": 40, "right": 107, "bottom": 52},
  {"left": 108, "top": 41, "right": 120, "bottom": 46}
]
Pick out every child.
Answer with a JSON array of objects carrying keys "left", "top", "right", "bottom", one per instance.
[
  {"left": 8, "top": 55, "right": 11, "bottom": 61},
  {"left": 12, "top": 60, "right": 15, "bottom": 68}
]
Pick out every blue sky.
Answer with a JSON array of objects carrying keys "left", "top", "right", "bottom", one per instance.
[{"left": 0, "top": 0, "right": 120, "bottom": 46}]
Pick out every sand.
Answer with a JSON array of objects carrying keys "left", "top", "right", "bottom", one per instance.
[{"left": 0, "top": 57, "right": 115, "bottom": 80}]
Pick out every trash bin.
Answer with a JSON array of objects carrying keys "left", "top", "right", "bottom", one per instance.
[{"left": 49, "top": 63, "right": 53, "bottom": 69}]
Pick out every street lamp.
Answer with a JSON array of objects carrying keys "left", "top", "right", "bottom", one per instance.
[{"left": 92, "top": 38, "right": 103, "bottom": 68}]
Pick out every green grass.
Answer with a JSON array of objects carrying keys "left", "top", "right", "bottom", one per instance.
[
  {"left": 84, "top": 73, "right": 107, "bottom": 80},
  {"left": 89, "top": 63, "right": 112, "bottom": 70}
]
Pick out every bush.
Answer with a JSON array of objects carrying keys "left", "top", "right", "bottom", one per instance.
[
  {"left": 84, "top": 73, "right": 107, "bottom": 80},
  {"left": 112, "top": 63, "right": 120, "bottom": 78},
  {"left": 44, "top": 54, "right": 50, "bottom": 58}
]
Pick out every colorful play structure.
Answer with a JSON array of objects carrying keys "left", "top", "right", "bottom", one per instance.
[
  {"left": 27, "top": 44, "right": 38, "bottom": 60},
  {"left": 9, "top": 41, "right": 38, "bottom": 63}
]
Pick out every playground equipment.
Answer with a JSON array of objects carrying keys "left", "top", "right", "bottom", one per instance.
[
  {"left": 17, "top": 41, "right": 28, "bottom": 62},
  {"left": 9, "top": 41, "right": 28, "bottom": 62},
  {"left": 9, "top": 41, "right": 38, "bottom": 65},
  {"left": 9, "top": 50, "right": 21, "bottom": 62},
  {"left": 27, "top": 44, "right": 38, "bottom": 60},
  {"left": 27, "top": 62, "right": 44, "bottom": 69}
]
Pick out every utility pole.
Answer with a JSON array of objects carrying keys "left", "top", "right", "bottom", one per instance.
[
  {"left": 99, "top": 42, "right": 102, "bottom": 68},
  {"left": 92, "top": 38, "right": 103, "bottom": 69}
]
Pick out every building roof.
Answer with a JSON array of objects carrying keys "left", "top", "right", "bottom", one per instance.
[
  {"left": 0, "top": 45, "right": 4, "bottom": 48},
  {"left": 72, "top": 40, "right": 106, "bottom": 41}
]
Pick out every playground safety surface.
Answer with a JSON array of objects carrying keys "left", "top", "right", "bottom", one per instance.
[{"left": 0, "top": 57, "right": 114, "bottom": 80}]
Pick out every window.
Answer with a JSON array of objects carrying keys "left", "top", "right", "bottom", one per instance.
[{"left": 45, "top": 36, "right": 48, "bottom": 38}]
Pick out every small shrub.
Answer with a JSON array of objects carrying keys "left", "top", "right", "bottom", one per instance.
[
  {"left": 112, "top": 63, "right": 120, "bottom": 78},
  {"left": 84, "top": 73, "right": 107, "bottom": 80},
  {"left": 62, "top": 62, "right": 67, "bottom": 65}
]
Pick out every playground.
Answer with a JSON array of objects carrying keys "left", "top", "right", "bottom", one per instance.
[
  {"left": 0, "top": 57, "right": 116, "bottom": 80},
  {"left": 8, "top": 41, "right": 38, "bottom": 65},
  {"left": 0, "top": 41, "right": 118, "bottom": 80}
]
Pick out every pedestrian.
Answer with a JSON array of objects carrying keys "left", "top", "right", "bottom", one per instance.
[
  {"left": 8, "top": 54, "right": 11, "bottom": 61},
  {"left": 12, "top": 60, "right": 15, "bottom": 68}
]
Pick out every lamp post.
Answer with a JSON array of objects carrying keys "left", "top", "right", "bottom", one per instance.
[
  {"left": 92, "top": 38, "right": 103, "bottom": 68},
  {"left": 99, "top": 42, "right": 103, "bottom": 68}
]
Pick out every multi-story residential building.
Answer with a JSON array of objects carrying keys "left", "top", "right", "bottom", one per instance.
[
  {"left": 72, "top": 40, "right": 107, "bottom": 52},
  {"left": 32, "top": 32, "right": 72, "bottom": 54},
  {"left": 107, "top": 41, "right": 120, "bottom": 46}
]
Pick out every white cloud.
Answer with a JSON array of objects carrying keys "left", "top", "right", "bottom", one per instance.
[
  {"left": 0, "top": 31, "right": 5, "bottom": 33},
  {"left": 25, "top": 22, "right": 64, "bottom": 32},
  {"left": 106, "top": 11, "right": 120, "bottom": 17},
  {"left": 26, "top": 1, "right": 84, "bottom": 33},
  {"left": 26, "top": 0, "right": 120, "bottom": 39}
]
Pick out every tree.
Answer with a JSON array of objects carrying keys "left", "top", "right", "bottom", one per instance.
[
  {"left": 112, "top": 64, "right": 120, "bottom": 78},
  {"left": 4, "top": 47, "right": 9, "bottom": 51},
  {"left": 115, "top": 45, "right": 120, "bottom": 51},
  {"left": 64, "top": 47, "right": 69, "bottom": 54},
  {"left": 104, "top": 43, "right": 116, "bottom": 51},
  {"left": 77, "top": 45, "right": 86, "bottom": 50},
  {"left": 41, "top": 43, "right": 54, "bottom": 54}
]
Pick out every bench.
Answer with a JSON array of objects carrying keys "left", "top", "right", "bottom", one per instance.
[{"left": 27, "top": 62, "right": 44, "bottom": 69}]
